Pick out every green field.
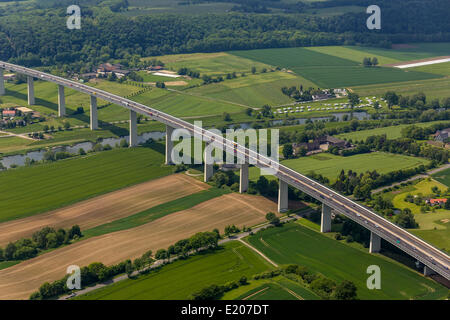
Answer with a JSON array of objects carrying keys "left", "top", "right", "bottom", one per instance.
[
  {"left": 383, "top": 179, "right": 450, "bottom": 252},
  {"left": 433, "top": 167, "right": 450, "bottom": 187},
  {"left": 349, "top": 43, "right": 450, "bottom": 62},
  {"left": 352, "top": 77, "right": 450, "bottom": 100},
  {"left": 186, "top": 71, "right": 317, "bottom": 107},
  {"left": 76, "top": 241, "right": 273, "bottom": 300},
  {"left": 337, "top": 121, "right": 450, "bottom": 141},
  {"left": 130, "top": 87, "right": 246, "bottom": 117},
  {"left": 247, "top": 222, "right": 448, "bottom": 299},
  {"left": 281, "top": 152, "right": 430, "bottom": 182},
  {"left": 231, "top": 47, "right": 440, "bottom": 88},
  {"left": 306, "top": 46, "right": 400, "bottom": 65},
  {"left": 411, "top": 62, "right": 450, "bottom": 77},
  {"left": 0, "top": 144, "right": 173, "bottom": 222},
  {"left": 149, "top": 52, "right": 271, "bottom": 77}
]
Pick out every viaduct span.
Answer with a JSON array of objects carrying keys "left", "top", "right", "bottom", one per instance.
[{"left": 1, "top": 62, "right": 449, "bottom": 280}]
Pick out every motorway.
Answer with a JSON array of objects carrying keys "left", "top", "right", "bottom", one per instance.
[{"left": 1, "top": 61, "right": 449, "bottom": 280}]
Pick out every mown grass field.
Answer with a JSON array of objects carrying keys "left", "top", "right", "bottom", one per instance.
[
  {"left": 76, "top": 241, "right": 273, "bottom": 300},
  {"left": 247, "top": 222, "right": 448, "bottom": 299},
  {"left": 186, "top": 71, "right": 317, "bottom": 107},
  {"left": 0, "top": 144, "right": 172, "bottom": 222},
  {"left": 148, "top": 52, "right": 271, "bottom": 77},
  {"left": 282, "top": 152, "right": 430, "bottom": 182},
  {"left": 337, "top": 121, "right": 450, "bottom": 141},
  {"left": 230, "top": 47, "right": 440, "bottom": 88},
  {"left": 130, "top": 87, "right": 246, "bottom": 117}
]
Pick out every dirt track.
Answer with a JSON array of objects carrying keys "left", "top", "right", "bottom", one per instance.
[
  {"left": 0, "top": 174, "right": 208, "bottom": 246},
  {"left": 0, "top": 193, "right": 277, "bottom": 300}
]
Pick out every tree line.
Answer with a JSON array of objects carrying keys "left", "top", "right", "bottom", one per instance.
[{"left": 0, "top": 225, "right": 81, "bottom": 262}]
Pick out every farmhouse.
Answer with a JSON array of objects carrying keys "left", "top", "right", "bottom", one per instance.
[
  {"left": 292, "top": 136, "right": 351, "bottom": 154},
  {"left": 2, "top": 109, "right": 16, "bottom": 118},
  {"left": 434, "top": 128, "right": 450, "bottom": 142},
  {"left": 426, "top": 198, "right": 448, "bottom": 206},
  {"left": 96, "top": 63, "right": 130, "bottom": 78}
]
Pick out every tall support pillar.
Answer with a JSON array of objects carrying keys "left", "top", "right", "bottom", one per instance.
[
  {"left": 239, "top": 163, "right": 249, "bottom": 193},
  {"left": 90, "top": 95, "right": 98, "bottom": 130},
  {"left": 165, "top": 125, "right": 174, "bottom": 165},
  {"left": 320, "top": 204, "right": 332, "bottom": 233},
  {"left": 204, "top": 143, "right": 214, "bottom": 182},
  {"left": 27, "top": 76, "right": 35, "bottom": 105},
  {"left": 423, "top": 266, "right": 436, "bottom": 277},
  {"left": 278, "top": 179, "right": 288, "bottom": 213},
  {"left": 129, "top": 110, "right": 138, "bottom": 147},
  {"left": 0, "top": 69, "right": 5, "bottom": 96},
  {"left": 58, "top": 85, "right": 66, "bottom": 117},
  {"left": 369, "top": 232, "right": 381, "bottom": 253}
]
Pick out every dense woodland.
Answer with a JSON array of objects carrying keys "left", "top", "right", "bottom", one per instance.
[{"left": 0, "top": 0, "right": 449, "bottom": 72}]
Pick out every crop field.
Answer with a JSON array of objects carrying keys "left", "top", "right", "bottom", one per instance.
[
  {"left": 382, "top": 179, "right": 450, "bottom": 252},
  {"left": 130, "top": 87, "right": 246, "bottom": 117},
  {"left": 306, "top": 46, "right": 400, "bottom": 65},
  {"left": 337, "top": 121, "right": 450, "bottom": 141},
  {"left": 246, "top": 222, "right": 448, "bottom": 299},
  {"left": 0, "top": 174, "right": 209, "bottom": 246},
  {"left": 149, "top": 52, "right": 271, "bottom": 77},
  {"left": 226, "top": 277, "right": 320, "bottom": 300},
  {"left": 77, "top": 241, "right": 272, "bottom": 300},
  {"left": 351, "top": 77, "right": 450, "bottom": 100},
  {"left": 0, "top": 144, "right": 173, "bottom": 222},
  {"left": 295, "top": 65, "right": 439, "bottom": 88},
  {"left": 230, "top": 47, "right": 440, "bottom": 88},
  {"left": 410, "top": 62, "right": 450, "bottom": 76},
  {"left": 0, "top": 194, "right": 276, "bottom": 300},
  {"left": 349, "top": 43, "right": 450, "bottom": 62},
  {"left": 186, "top": 71, "right": 317, "bottom": 107},
  {"left": 282, "top": 152, "right": 430, "bottom": 182}
]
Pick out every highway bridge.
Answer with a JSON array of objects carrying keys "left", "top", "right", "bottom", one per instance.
[{"left": 1, "top": 61, "right": 449, "bottom": 281}]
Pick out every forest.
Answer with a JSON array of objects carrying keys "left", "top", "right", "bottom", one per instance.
[{"left": 0, "top": 0, "right": 449, "bottom": 72}]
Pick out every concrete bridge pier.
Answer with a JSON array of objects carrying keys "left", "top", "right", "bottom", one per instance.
[
  {"left": 129, "top": 110, "right": 138, "bottom": 147},
  {"left": 239, "top": 163, "right": 249, "bottom": 193},
  {"left": 0, "top": 69, "right": 4, "bottom": 95},
  {"left": 165, "top": 125, "right": 174, "bottom": 165},
  {"left": 423, "top": 266, "right": 437, "bottom": 277},
  {"left": 320, "top": 204, "right": 332, "bottom": 233},
  {"left": 203, "top": 143, "right": 214, "bottom": 182},
  {"left": 58, "top": 85, "right": 66, "bottom": 117},
  {"left": 90, "top": 96, "right": 98, "bottom": 130},
  {"left": 369, "top": 232, "right": 381, "bottom": 253},
  {"left": 27, "top": 76, "right": 35, "bottom": 105},
  {"left": 278, "top": 179, "right": 288, "bottom": 213}
]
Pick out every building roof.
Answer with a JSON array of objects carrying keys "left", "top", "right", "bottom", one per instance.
[
  {"left": 2, "top": 110, "right": 16, "bottom": 115},
  {"left": 429, "top": 198, "right": 448, "bottom": 204}
]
